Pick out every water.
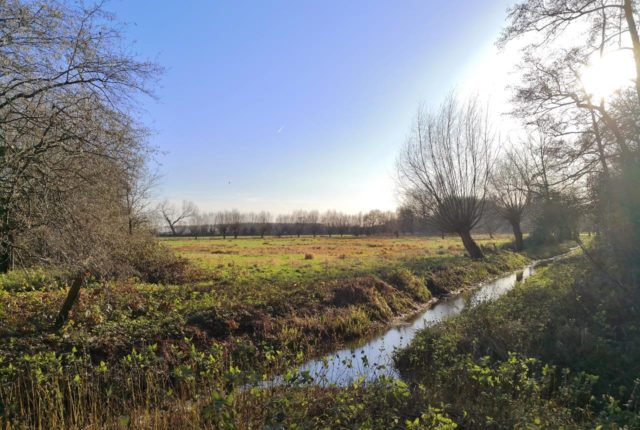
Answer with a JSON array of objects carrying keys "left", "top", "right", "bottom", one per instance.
[
  {"left": 288, "top": 264, "right": 540, "bottom": 386},
  {"left": 257, "top": 252, "right": 572, "bottom": 387}
]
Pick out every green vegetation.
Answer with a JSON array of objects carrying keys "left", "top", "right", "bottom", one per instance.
[
  {"left": 0, "top": 235, "right": 554, "bottom": 428},
  {"left": 161, "top": 235, "right": 511, "bottom": 285},
  {"left": 2, "top": 0, "right": 640, "bottom": 427},
  {"left": 4, "top": 239, "right": 626, "bottom": 429},
  {"left": 392, "top": 255, "right": 640, "bottom": 428}
]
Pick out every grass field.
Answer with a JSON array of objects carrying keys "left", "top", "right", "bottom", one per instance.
[{"left": 162, "top": 234, "right": 512, "bottom": 285}]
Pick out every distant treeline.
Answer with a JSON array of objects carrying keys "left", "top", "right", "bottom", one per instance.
[{"left": 156, "top": 207, "right": 516, "bottom": 238}]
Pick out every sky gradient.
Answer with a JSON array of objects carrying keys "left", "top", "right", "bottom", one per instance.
[{"left": 109, "top": 0, "right": 515, "bottom": 214}]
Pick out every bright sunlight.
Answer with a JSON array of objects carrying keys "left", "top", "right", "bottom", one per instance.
[{"left": 581, "top": 50, "right": 636, "bottom": 102}]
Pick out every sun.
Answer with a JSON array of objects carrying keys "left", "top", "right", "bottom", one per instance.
[{"left": 581, "top": 50, "right": 636, "bottom": 102}]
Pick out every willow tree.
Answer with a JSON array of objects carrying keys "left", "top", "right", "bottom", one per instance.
[
  {"left": 491, "top": 154, "right": 530, "bottom": 251},
  {"left": 398, "top": 95, "right": 496, "bottom": 259}
]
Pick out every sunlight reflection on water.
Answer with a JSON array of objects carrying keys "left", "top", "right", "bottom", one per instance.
[{"left": 289, "top": 265, "right": 537, "bottom": 385}]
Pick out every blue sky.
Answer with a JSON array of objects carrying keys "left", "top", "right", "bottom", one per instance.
[{"left": 109, "top": 1, "right": 514, "bottom": 214}]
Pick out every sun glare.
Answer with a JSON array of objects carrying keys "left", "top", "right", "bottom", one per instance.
[{"left": 581, "top": 50, "right": 636, "bottom": 102}]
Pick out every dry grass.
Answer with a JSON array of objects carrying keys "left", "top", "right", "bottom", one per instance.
[{"left": 161, "top": 235, "right": 512, "bottom": 285}]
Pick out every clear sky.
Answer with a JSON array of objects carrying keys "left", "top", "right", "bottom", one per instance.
[{"left": 108, "top": 0, "right": 515, "bottom": 214}]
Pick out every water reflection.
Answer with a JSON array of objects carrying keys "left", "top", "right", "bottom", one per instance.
[{"left": 293, "top": 265, "right": 536, "bottom": 385}]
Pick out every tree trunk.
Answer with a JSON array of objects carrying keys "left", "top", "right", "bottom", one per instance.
[
  {"left": 624, "top": 0, "right": 640, "bottom": 103},
  {"left": 0, "top": 249, "right": 9, "bottom": 273},
  {"left": 459, "top": 230, "right": 484, "bottom": 259},
  {"left": 511, "top": 221, "right": 524, "bottom": 251},
  {"left": 0, "top": 243, "right": 11, "bottom": 274},
  {"left": 0, "top": 232, "right": 15, "bottom": 273},
  {"left": 54, "top": 272, "right": 88, "bottom": 330}
]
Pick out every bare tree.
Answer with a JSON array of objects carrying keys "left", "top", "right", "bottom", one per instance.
[
  {"left": 291, "top": 210, "right": 306, "bottom": 237},
  {"left": 500, "top": 0, "right": 640, "bottom": 109},
  {"left": 304, "top": 210, "right": 319, "bottom": 237},
  {"left": 215, "top": 212, "right": 229, "bottom": 239},
  {"left": 190, "top": 212, "right": 213, "bottom": 239},
  {"left": 0, "top": 1, "right": 160, "bottom": 274},
  {"left": 350, "top": 213, "right": 364, "bottom": 236},
  {"left": 363, "top": 210, "right": 380, "bottom": 235},
  {"left": 124, "top": 163, "right": 160, "bottom": 235},
  {"left": 322, "top": 211, "right": 338, "bottom": 237},
  {"left": 397, "top": 206, "right": 416, "bottom": 235},
  {"left": 491, "top": 154, "right": 530, "bottom": 250},
  {"left": 397, "top": 94, "right": 496, "bottom": 259},
  {"left": 204, "top": 212, "right": 217, "bottom": 236},
  {"left": 228, "top": 209, "right": 243, "bottom": 239},
  {"left": 336, "top": 212, "right": 350, "bottom": 237},
  {"left": 257, "top": 211, "right": 272, "bottom": 238},
  {"left": 0, "top": 1, "right": 164, "bottom": 329},
  {"left": 158, "top": 200, "right": 198, "bottom": 236},
  {"left": 479, "top": 202, "right": 502, "bottom": 239},
  {"left": 500, "top": 0, "right": 640, "bottom": 269}
]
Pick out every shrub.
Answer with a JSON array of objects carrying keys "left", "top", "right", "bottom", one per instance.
[
  {"left": 385, "top": 268, "right": 431, "bottom": 301},
  {"left": 115, "top": 236, "right": 199, "bottom": 284}
]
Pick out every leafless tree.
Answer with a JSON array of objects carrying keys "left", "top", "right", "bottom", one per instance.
[
  {"left": 190, "top": 212, "right": 213, "bottom": 239},
  {"left": 215, "top": 212, "right": 229, "bottom": 239},
  {"left": 397, "top": 206, "right": 417, "bottom": 235},
  {"left": 361, "top": 210, "right": 378, "bottom": 235},
  {"left": 257, "top": 211, "right": 272, "bottom": 238},
  {"left": 397, "top": 94, "right": 496, "bottom": 259},
  {"left": 292, "top": 210, "right": 306, "bottom": 237},
  {"left": 306, "top": 210, "right": 321, "bottom": 237},
  {"left": 322, "top": 211, "right": 338, "bottom": 237},
  {"left": 158, "top": 200, "right": 198, "bottom": 236},
  {"left": 500, "top": 0, "right": 640, "bottom": 188},
  {"left": 0, "top": 1, "right": 164, "bottom": 329},
  {"left": 478, "top": 201, "right": 502, "bottom": 239},
  {"left": 282, "top": 214, "right": 295, "bottom": 236},
  {"left": 501, "top": 0, "right": 640, "bottom": 270},
  {"left": 350, "top": 213, "right": 364, "bottom": 236},
  {"left": 124, "top": 163, "right": 160, "bottom": 235},
  {"left": 336, "top": 212, "right": 350, "bottom": 236},
  {"left": 0, "top": 1, "right": 160, "bottom": 275},
  {"left": 500, "top": 0, "right": 640, "bottom": 108},
  {"left": 490, "top": 153, "right": 530, "bottom": 250},
  {"left": 228, "top": 209, "right": 243, "bottom": 239}
]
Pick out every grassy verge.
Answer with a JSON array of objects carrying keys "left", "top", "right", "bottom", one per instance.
[{"left": 391, "top": 254, "right": 640, "bottom": 428}]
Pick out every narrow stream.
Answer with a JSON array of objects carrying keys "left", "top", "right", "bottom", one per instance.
[
  {"left": 287, "top": 259, "right": 556, "bottom": 386},
  {"left": 256, "top": 253, "right": 573, "bottom": 388}
]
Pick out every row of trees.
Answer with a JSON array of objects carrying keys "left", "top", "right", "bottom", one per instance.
[{"left": 156, "top": 204, "right": 416, "bottom": 238}]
